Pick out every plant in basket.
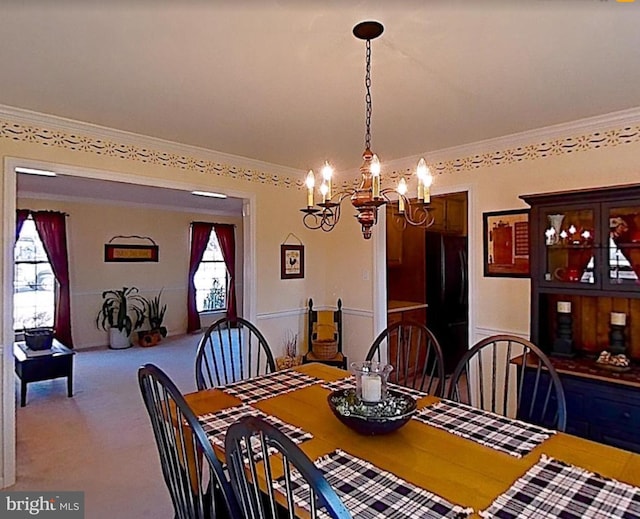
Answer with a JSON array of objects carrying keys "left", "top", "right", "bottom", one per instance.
[{"left": 137, "top": 290, "right": 168, "bottom": 347}]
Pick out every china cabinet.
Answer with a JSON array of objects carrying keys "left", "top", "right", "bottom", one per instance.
[
  {"left": 521, "top": 183, "right": 640, "bottom": 452},
  {"left": 522, "top": 183, "right": 640, "bottom": 356}
]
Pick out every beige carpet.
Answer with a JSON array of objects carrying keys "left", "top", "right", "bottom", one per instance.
[{"left": 8, "top": 333, "right": 203, "bottom": 519}]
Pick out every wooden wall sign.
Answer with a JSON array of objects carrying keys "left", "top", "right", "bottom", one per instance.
[{"left": 104, "top": 235, "right": 159, "bottom": 262}]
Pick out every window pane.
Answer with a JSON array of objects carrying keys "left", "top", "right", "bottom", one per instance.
[
  {"left": 194, "top": 231, "right": 228, "bottom": 312},
  {"left": 14, "top": 218, "right": 55, "bottom": 330},
  {"left": 201, "top": 233, "right": 224, "bottom": 261},
  {"left": 15, "top": 219, "right": 49, "bottom": 262},
  {"left": 194, "top": 262, "right": 227, "bottom": 311}
]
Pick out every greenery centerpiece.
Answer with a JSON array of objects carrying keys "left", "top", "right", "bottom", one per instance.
[{"left": 96, "top": 286, "right": 145, "bottom": 349}]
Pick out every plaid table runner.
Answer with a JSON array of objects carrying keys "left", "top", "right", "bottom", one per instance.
[
  {"left": 275, "top": 449, "right": 473, "bottom": 518},
  {"left": 220, "top": 369, "right": 320, "bottom": 404},
  {"left": 480, "top": 454, "right": 640, "bottom": 518},
  {"left": 413, "top": 400, "right": 554, "bottom": 458},
  {"left": 322, "top": 377, "right": 429, "bottom": 400},
  {"left": 198, "top": 404, "right": 313, "bottom": 450}
]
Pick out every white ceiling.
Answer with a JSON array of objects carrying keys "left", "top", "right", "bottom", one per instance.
[
  {"left": 3, "top": 1, "right": 640, "bottom": 206},
  {"left": 17, "top": 173, "right": 245, "bottom": 215}
]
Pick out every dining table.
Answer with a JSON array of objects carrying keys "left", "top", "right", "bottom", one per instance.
[{"left": 184, "top": 362, "right": 640, "bottom": 518}]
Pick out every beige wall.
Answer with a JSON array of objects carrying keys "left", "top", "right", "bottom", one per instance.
[{"left": 17, "top": 196, "right": 243, "bottom": 348}]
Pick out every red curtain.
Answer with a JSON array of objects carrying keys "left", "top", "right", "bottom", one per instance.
[
  {"left": 187, "top": 222, "right": 214, "bottom": 333},
  {"left": 32, "top": 211, "right": 73, "bottom": 348},
  {"left": 214, "top": 223, "right": 237, "bottom": 321},
  {"left": 16, "top": 209, "right": 30, "bottom": 242}
]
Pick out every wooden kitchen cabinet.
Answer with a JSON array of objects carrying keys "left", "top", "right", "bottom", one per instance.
[
  {"left": 387, "top": 303, "right": 427, "bottom": 328},
  {"left": 386, "top": 205, "right": 403, "bottom": 267},
  {"left": 427, "top": 194, "right": 467, "bottom": 235}
]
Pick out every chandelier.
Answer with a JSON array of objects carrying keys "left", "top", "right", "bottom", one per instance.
[{"left": 300, "top": 20, "right": 435, "bottom": 240}]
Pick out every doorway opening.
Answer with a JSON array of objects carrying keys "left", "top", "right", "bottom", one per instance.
[{"left": 385, "top": 191, "right": 469, "bottom": 374}]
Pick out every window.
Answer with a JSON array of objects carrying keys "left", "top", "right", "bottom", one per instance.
[
  {"left": 194, "top": 231, "right": 228, "bottom": 312},
  {"left": 14, "top": 217, "right": 55, "bottom": 330}
]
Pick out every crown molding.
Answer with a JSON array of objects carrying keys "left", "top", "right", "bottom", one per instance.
[
  {"left": 383, "top": 106, "right": 640, "bottom": 174},
  {"left": 3, "top": 103, "right": 640, "bottom": 187},
  {"left": 0, "top": 104, "right": 302, "bottom": 178}
]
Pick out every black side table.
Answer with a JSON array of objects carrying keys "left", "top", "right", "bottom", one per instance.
[{"left": 14, "top": 340, "right": 75, "bottom": 407}]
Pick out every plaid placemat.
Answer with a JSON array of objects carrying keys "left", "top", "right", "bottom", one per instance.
[
  {"left": 480, "top": 454, "right": 640, "bottom": 518},
  {"left": 413, "top": 400, "right": 555, "bottom": 458},
  {"left": 220, "top": 369, "right": 320, "bottom": 404},
  {"left": 322, "top": 377, "right": 429, "bottom": 400},
  {"left": 198, "top": 404, "right": 313, "bottom": 450},
  {"left": 275, "top": 449, "right": 473, "bottom": 518}
]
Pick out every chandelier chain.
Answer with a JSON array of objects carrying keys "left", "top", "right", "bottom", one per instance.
[{"left": 364, "top": 38, "right": 372, "bottom": 151}]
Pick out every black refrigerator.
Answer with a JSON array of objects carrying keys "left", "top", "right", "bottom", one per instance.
[{"left": 425, "top": 232, "right": 469, "bottom": 374}]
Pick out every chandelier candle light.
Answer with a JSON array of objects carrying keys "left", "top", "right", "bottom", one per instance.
[{"left": 301, "top": 21, "right": 435, "bottom": 239}]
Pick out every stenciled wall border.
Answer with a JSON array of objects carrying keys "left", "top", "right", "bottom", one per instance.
[{"left": 2, "top": 108, "right": 640, "bottom": 191}]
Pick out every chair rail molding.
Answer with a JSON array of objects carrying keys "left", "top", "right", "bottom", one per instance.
[{"left": 474, "top": 327, "right": 529, "bottom": 344}]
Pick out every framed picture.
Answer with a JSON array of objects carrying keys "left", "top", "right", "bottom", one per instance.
[
  {"left": 483, "top": 209, "right": 530, "bottom": 277},
  {"left": 105, "top": 244, "right": 159, "bottom": 262},
  {"left": 280, "top": 244, "right": 304, "bottom": 279}
]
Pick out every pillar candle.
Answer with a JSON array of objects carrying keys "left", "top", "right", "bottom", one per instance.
[
  {"left": 361, "top": 374, "right": 382, "bottom": 402},
  {"left": 611, "top": 312, "right": 627, "bottom": 326},
  {"left": 372, "top": 174, "right": 380, "bottom": 198},
  {"left": 305, "top": 170, "right": 315, "bottom": 207},
  {"left": 557, "top": 301, "right": 571, "bottom": 313}
]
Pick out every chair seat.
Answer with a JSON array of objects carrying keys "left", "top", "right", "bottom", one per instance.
[{"left": 304, "top": 351, "right": 347, "bottom": 368}]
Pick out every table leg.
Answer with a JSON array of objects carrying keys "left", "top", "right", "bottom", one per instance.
[
  {"left": 67, "top": 362, "right": 73, "bottom": 397},
  {"left": 21, "top": 380, "right": 27, "bottom": 407}
]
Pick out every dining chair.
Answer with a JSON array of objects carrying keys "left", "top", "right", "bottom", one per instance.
[
  {"left": 366, "top": 320, "right": 446, "bottom": 397},
  {"left": 447, "top": 334, "right": 567, "bottom": 431},
  {"left": 195, "top": 317, "right": 276, "bottom": 390},
  {"left": 138, "top": 363, "right": 242, "bottom": 519},
  {"left": 303, "top": 298, "right": 347, "bottom": 368},
  {"left": 225, "top": 416, "right": 351, "bottom": 519}
]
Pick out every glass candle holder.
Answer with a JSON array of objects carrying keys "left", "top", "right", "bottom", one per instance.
[{"left": 350, "top": 361, "right": 393, "bottom": 403}]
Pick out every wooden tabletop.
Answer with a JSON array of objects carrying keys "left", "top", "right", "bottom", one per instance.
[{"left": 185, "top": 363, "right": 640, "bottom": 518}]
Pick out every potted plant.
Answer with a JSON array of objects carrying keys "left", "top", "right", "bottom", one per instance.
[
  {"left": 96, "top": 286, "right": 145, "bottom": 349},
  {"left": 19, "top": 312, "right": 55, "bottom": 350},
  {"left": 137, "top": 289, "right": 167, "bottom": 347}
]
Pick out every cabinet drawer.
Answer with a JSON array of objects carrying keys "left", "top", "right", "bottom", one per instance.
[
  {"left": 592, "top": 396, "right": 640, "bottom": 428},
  {"left": 591, "top": 423, "right": 640, "bottom": 454}
]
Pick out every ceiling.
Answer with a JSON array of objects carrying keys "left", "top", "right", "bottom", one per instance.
[
  {"left": 17, "top": 173, "right": 245, "bottom": 214},
  {"left": 3, "top": 1, "right": 640, "bottom": 207}
]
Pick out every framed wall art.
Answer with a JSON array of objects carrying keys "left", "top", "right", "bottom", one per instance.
[
  {"left": 104, "top": 235, "right": 159, "bottom": 262},
  {"left": 280, "top": 244, "right": 304, "bottom": 279},
  {"left": 483, "top": 209, "right": 530, "bottom": 277},
  {"left": 104, "top": 244, "right": 159, "bottom": 262}
]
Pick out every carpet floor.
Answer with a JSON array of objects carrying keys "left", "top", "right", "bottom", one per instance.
[{"left": 8, "top": 333, "right": 203, "bottom": 519}]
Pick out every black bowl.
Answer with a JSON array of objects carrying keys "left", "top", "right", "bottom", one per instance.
[{"left": 327, "top": 389, "right": 417, "bottom": 435}]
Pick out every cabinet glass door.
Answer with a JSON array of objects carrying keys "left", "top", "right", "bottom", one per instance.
[
  {"left": 543, "top": 208, "right": 596, "bottom": 286},
  {"left": 607, "top": 204, "right": 640, "bottom": 289}
]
